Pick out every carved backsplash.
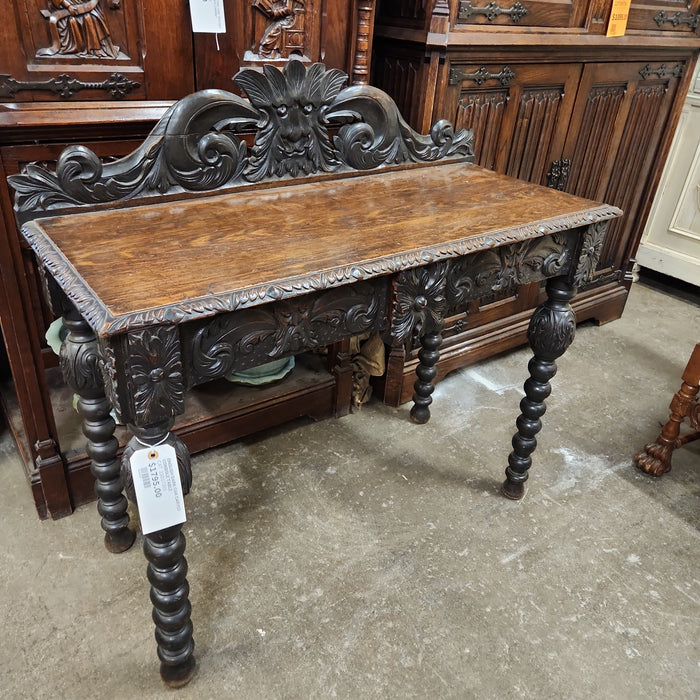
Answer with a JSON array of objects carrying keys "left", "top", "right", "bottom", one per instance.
[{"left": 10, "top": 60, "right": 474, "bottom": 219}]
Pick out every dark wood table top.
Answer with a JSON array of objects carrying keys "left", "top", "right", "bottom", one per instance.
[{"left": 22, "top": 161, "right": 618, "bottom": 337}]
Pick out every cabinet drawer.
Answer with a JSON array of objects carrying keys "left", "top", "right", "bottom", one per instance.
[
  {"left": 0, "top": 0, "right": 194, "bottom": 101},
  {"left": 455, "top": 0, "right": 582, "bottom": 29},
  {"left": 627, "top": 1, "right": 700, "bottom": 34}
]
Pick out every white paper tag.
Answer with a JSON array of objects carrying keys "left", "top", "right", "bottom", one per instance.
[
  {"left": 189, "top": 0, "right": 226, "bottom": 33},
  {"left": 130, "top": 444, "right": 186, "bottom": 535}
]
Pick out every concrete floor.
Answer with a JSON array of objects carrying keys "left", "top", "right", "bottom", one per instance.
[{"left": 1, "top": 278, "right": 699, "bottom": 699}]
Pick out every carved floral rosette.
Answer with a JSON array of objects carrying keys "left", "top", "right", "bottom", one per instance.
[
  {"left": 573, "top": 221, "right": 608, "bottom": 287},
  {"left": 391, "top": 232, "right": 578, "bottom": 346},
  {"left": 9, "top": 60, "right": 474, "bottom": 222},
  {"left": 391, "top": 263, "right": 448, "bottom": 344},
  {"left": 120, "top": 326, "right": 185, "bottom": 426}
]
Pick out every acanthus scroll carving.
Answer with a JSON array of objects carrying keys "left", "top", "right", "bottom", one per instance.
[
  {"left": 446, "top": 233, "right": 573, "bottom": 308},
  {"left": 60, "top": 326, "right": 103, "bottom": 397},
  {"left": 10, "top": 61, "right": 473, "bottom": 219},
  {"left": 38, "top": 0, "right": 120, "bottom": 58},
  {"left": 98, "top": 339, "right": 122, "bottom": 421},
  {"left": 527, "top": 304, "right": 576, "bottom": 361},
  {"left": 189, "top": 282, "right": 385, "bottom": 383}
]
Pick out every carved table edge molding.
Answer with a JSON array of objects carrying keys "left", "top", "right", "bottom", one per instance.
[{"left": 21, "top": 204, "right": 621, "bottom": 337}]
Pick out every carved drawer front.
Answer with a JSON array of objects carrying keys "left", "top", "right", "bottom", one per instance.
[
  {"left": 0, "top": 0, "right": 194, "bottom": 101},
  {"left": 627, "top": 0, "right": 700, "bottom": 34},
  {"left": 182, "top": 281, "right": 389, "bottom": 387},
  {"left": 455, "top": 0, "right": 582, "bottom": 29}
]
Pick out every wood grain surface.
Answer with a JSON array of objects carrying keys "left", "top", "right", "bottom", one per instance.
[{"left": 26, "top": 163, "right": 618, "bottom": 334}]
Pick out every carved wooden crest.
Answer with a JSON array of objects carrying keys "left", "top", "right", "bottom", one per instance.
[{"left": 10, "top": 60, "right": 474, "bottom": 222}]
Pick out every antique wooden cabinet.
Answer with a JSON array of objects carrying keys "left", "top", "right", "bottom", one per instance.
[
  {"left": 0, "top": 0, "right": 376, "bottom": 518},
  {"left": 371, "top": 0, "right": 699, "bottom": 405},
  {"left": 637, "top": 59, "right": 700, "bottom": 284}
]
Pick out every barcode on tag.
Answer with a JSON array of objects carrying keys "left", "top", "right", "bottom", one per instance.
[
  {"left": 130, "top": 443, "right": 186, "bottom": 535},
  {"left": 138, "top": 466, "right": 151, "bottom": 492}
]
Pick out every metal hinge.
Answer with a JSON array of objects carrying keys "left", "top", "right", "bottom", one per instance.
[
  {"left": 458, "top": 1, "right": 529, "bottom": 23},
  {"left": 448, "top": 65, "right": 516, "bottom": 86},
  {"left": 547, "top": 158, "right": 571, "bottom": 191}
]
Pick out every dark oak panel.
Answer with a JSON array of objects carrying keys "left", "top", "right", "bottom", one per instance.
[
  {"left": 0, "top": 0, "right": 194, "bottom": 101},
  {"left": 371, "top": 0, "right": 698, "bottom": 406}
]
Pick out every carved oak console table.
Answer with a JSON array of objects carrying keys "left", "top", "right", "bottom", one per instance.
[{"left": 9, "top": 61, "right": 620, "bottom": 687}]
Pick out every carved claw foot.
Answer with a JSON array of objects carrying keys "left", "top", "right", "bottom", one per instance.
[{"left": 634, "top": 441, "right": 674, "bottom": 477}]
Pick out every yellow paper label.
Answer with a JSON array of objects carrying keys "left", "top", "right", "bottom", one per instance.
[{"left": 607, "top": 0, "right": 632, "bottom": 37}]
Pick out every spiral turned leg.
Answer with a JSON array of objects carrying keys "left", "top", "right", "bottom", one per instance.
[
  {"left": 144, "top": 524, "right": 195, "bottom": 687},
  {"left": 410, "top": 331, "right": 443, "bottom": 424},
  {"left": 61, "top": 311, "right": 134, "bottom": 552},
  {"left": 81, "top": 394, "right": 135, "bottom": 552},
  {"left": 503, "top": 277, "right": 577, "bottom": 499},
  {"left": 122, "top": 423, "right": 195, "bottom": 686}
]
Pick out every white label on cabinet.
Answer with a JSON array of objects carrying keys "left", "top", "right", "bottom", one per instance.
[
  {"left": 189, "top": 0, "right": 226, "bottom": 34},
  {"left": 130, "top": 444, "right": 186, "bottom": 535}
]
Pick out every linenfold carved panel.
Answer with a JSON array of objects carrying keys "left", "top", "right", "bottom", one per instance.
[
  {"left": 456, "top": 90, "right": 508, "bottom": 171},
  {"left": 10, "top": 61, "right": 474, "bottom": 219}
]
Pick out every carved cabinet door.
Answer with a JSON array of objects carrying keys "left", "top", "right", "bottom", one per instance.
[
  {"left": 445, "top": 60, "right": 581, "bottom": 185},
  {"left": 560, "top": 59, "right": 686, "bottom": 279},
  {"left": 0, "top": 0, "right": 194, "bottom": 101}
]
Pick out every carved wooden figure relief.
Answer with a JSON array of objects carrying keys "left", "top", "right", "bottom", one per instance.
[
  {"left": 253, "top": 0, "right": 306, "bottom": 59},
  {"left": 37, "top": 0, "right": 120, "bottom": 58}
]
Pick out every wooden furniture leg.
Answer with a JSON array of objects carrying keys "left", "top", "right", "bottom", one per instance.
[
  {"left": 61, "top": 309, "right": 135, "bottom": 552},
  {"left": 410, "top": 330, "right": 443, "bottom": 424},
  {"left": 503, "top": 277, "right": 577, "bottom": 499},
  {"left": 122, "top": 421, "right": 196, "bottom": 687},
  {"left": 634, "top": 343, "right": 700, "bottom": 477}
]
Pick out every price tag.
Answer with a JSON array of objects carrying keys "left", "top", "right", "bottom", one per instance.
[
  {"left": 606, "top": 0, "right": 631, "bottom": 37},
  {"left": 130, "top": 444, "right": 186, "bottom": 535},
  {"left": 189, "top": 0, "right": 226, "bottom": 34}
]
